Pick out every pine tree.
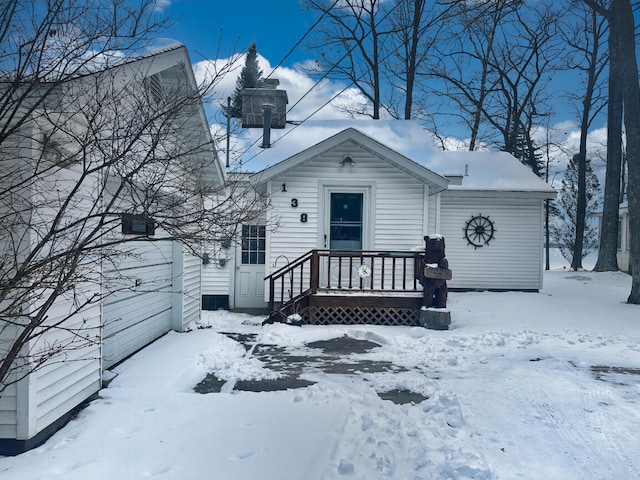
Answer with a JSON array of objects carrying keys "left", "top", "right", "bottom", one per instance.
[
  {"left": 224, "top": 42, "right": 264, "bottom": 118},
  {"left": 508, "top": 122, "right": 545, "bottom": 177},
  {"left": 551, "top": 154, "right": 601, "bottom": 267}
]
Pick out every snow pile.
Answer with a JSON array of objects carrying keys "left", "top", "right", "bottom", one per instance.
[{"left": 1, "top": 270, "right": 639, "bottom": 480}]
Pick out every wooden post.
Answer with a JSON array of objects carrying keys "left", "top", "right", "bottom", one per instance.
[{"left": 310, "top": 250, "right": 319, "bottom": 294}]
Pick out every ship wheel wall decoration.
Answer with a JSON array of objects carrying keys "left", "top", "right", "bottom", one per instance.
[{"left": 464, "top": 214, "right": 495, "bottom": 248}]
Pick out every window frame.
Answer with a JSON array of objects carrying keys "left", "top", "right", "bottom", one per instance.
[
  {"left": 241, "top": 224, "right": 266, "bottom": 265},
  {"left": 122, "top": 214, "right": 155, "bottom": 236}
]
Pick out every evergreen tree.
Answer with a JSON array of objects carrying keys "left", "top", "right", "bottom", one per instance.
[
  {"left": 551, "top": 154, "right": 601, "bottom": 268},
  {"left": 507, "top": 122, "right": 545, "bottom": 177},
  {"left": 224, "top": 42, "right": 264, "bottom": 118}
]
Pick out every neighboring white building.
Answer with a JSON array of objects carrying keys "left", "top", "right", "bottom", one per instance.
[
  {"left": 0, "top": 45, "right": 222, "bottom": 454},
  {"left": 617, "top": 204, "right": 631, "bottom": 272},
  {"left": 202, "top": 120, "right": 557, "bottom": 313}
]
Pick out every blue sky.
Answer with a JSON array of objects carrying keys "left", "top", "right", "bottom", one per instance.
[
  {"left": 153, "top": 0, "right": 614, "bottom": 175},
  {"left": 160, "top": 0, "right": 312, "bottom": 68}
]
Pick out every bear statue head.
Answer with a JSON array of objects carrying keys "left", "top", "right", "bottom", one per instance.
[{"left": 424, "top": 234, "right": 446, "bottom": 261}]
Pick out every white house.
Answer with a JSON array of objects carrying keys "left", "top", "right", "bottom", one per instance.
[
  {"left": 202, "top": 120, "right": 556, "bottom": 320},
  {"left": 0, "top": 44, "right": 222, "bottom": 454}
]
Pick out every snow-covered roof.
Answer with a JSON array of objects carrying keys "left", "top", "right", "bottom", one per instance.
[
  {"left": 245, "top": 119, "right": 441, "bottom": 167},
  {"left": 427, "top": 151, "right": 556, "bottom": 195},
  {"left": 246, "top": 120, "right": 556, "bottom": 197}
]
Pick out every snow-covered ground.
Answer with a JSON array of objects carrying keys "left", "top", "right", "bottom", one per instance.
[{"left": 2, "top": 257, "right": 639, "bottom": 479}]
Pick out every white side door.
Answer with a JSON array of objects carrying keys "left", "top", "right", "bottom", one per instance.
[{"left": 233, "top": 224, "right": 266, "bottom": 310}]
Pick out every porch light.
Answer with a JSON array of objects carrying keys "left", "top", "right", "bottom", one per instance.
[{"left": 340, "top": 156, "right": 355, "bottom": 166}]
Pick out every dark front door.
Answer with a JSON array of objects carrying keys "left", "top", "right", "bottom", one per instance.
[{"left": 329, "top": 192, "right": 363, "bottom": 250}]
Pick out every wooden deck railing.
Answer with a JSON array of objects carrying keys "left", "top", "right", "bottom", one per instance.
[{"left": 266, "top": 249, "right": 424, "bottom": 318}]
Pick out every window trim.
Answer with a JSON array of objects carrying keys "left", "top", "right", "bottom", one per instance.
[
  {"left": 122, "top": 214, "right": 155, "bottom": 236},
  {"left": 241, "top": 224, "right": 266, "bottom": 265}
]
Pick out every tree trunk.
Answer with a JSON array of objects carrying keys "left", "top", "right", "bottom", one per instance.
[
  {"left": 403, "top": 0, "right": 425, "bottom": 120},
  {"left": 571, "top": 151, "right": 587, "bottom": 270},
  {"left": 571, "top": 8, "right": 604, "bottom": 271},
  {"left": 594, "top": 5, "right": 622, "bottom": 272},
  {"left": 616, "top": 0, "right": 640, "bottom": 303}
]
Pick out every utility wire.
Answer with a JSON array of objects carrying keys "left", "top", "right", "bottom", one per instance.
[
  {"left": 227, "top": 0, "right": 341, "bottom": 163},
  {"left": 264, "top": 0, "right": 341, "bottom": 80},
  {"left": 238, "top": 0, "right": 403, "bottom": 167}
]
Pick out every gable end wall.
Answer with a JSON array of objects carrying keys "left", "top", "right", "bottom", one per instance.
[{"left": 266, "top": 143, "right": 430, "bottom": 280}]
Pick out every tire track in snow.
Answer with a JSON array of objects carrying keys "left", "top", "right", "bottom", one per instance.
[
  {"left": 581, "top": 383, "right": 640, "bottom": 479},
  {"left": 522, "top": 380, "right": 640, "bottom": 479}
]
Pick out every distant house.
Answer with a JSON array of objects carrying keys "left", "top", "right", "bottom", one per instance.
[
  {"left": 202, "top": 120, "right": 557, "bottom": 321},
  {"left": 0, "top": 44, "right": 222, "bottom": 454}
]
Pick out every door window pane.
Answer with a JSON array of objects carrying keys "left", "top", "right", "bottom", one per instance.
[
  {"left": 241, "top": 224, "right": 266, "bottom": 264},
  {"left": 330, "top": 193, "right": 363, "bottom": 249}
]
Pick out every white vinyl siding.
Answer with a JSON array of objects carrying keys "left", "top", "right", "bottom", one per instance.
[
  {"left": 102, "top": 241, "right": 173, "bottom": 369},
  {"left": 0, "top": 127, "right": 103, "bottom": 440},
  {"left": 201, "top": 253, "right": 231, "bottom": 295},
  {"left": 440, "top": 193, "right": 545, "bottom": 290},
  {"left": 374, "top": 178, "right": 424, "bottom": 250},
  {"left": 174, "top": 248, "right": 201, "bottom": 331},
  {"left": 200, "top": 190, "right": 236, "bottom": 297},
  {"left": 31, "top": 342, "right": 100, "bottom": 436},
  {"left": 265, "top": 143, "right": 432, "bottom": 302},
  {"left": 267, "top": 142, "right": 430, "bottom": 273},
  {"left": 0, "top": 383, "right": 17, "bottom": 437},
  {"left": 16, "top": 297, "right": 101, "bottom": 439},
  {"left": 0, "top": 47, "right": 217, "bottom": 451}
]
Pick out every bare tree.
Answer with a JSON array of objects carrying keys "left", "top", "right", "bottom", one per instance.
[
  {"left": 581, "top": 0, "right": 623, "bottom": 273},
  {"left": 429, "top": 0, "right": 520, "bottom": 150},
  {"left": 384, "top": 0, "right": 452, "bottom": 120},
  {"left": 486, "top": 4, "right": 565, "bottom": 174},
  {"left": 429, "top": 0, "right": 566, "bottom": 164},
  {"left": 305, "top": 0, "right": 394, "bottom": 119},
  {"left": 583, "top": 0, "right": 640, "bottom": 303},
  {"left": 615, "top": 0, "right": 640, "bottom": 303},
  {"left": 562, "top": 2, "right": 609, "bottom": 270},
  {"left": 0, "top": 1, "right": 264, "bottom": 393}
]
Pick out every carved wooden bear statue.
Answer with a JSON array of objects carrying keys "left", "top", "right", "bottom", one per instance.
[{"left": 421, "top": 234, "right": 451, "bottom": 308}]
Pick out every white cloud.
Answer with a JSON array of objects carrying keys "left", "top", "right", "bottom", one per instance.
[
  {"left": 193, "top": 52, "right": 373, "bottom": 168},
  {"left": 152, "top": 0, "right": 173, "bottom": 12},
  {"left": 194, "top": 52, "right": 369, "bottom": 123}
]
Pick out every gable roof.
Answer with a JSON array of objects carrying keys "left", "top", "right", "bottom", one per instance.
[
  {"left": 251, "top": 127, "right": 450, "bottom": 194},
  {"left": 244, "top": 120, "right": 555, "bottom": 199},
  {"left": 94, "top": 44, "right": 225, "bottom": 189},
  {"left": 8, "top": 42, "right": 224, "bottom": 189}
]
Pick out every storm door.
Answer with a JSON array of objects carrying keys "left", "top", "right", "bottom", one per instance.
[{"left": 329, "top": 192, "right": 363, "bottom": 250}]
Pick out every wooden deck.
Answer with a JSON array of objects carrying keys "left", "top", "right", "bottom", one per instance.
[{"left": 266, "top": 250, "right": 425, "bottom": 325}]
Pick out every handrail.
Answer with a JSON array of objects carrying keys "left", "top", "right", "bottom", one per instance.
[
  {"left": 266, "top": 249, "right": 425, "bottom": 320},
  {"left": 265, "top": 249, "right": 315, "bottom": 281}
]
